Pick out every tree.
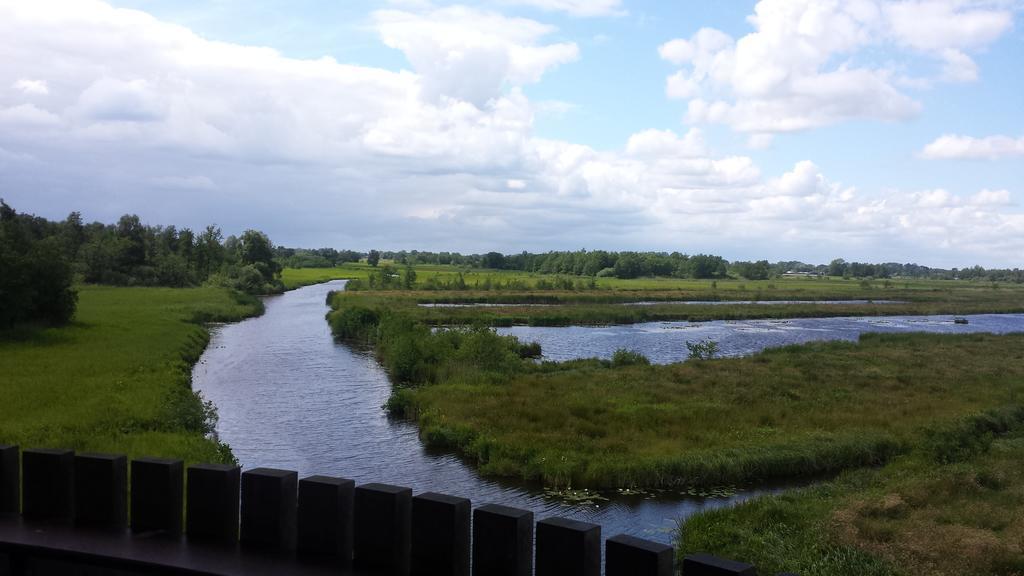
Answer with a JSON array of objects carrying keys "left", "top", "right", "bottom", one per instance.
[
  {"left": 0, "top": 200, "right": 77, "bottom": 327},
  {"left": 481, "top": 251, "right": 506, "bottom": 270},
  {"left": 115, "top": 214, "right": 147, "bottom": 269},
  {"left": 828, "top": 258, "right": 848, "bottom": 277},
  {"left": 688, "top": 254, "right": 727, "bottom": 279},
  {"left": 367, "top": 250, "right": 381, "bottom": 267},
  {"left": 238, "top": 229, "right": 280, "bottom": 282}
]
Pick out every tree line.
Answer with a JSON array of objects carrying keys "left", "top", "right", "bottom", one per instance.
[
  {"left": 321, "top": 249, "right": 1022, "bottom": 283},
  {"left": 0, "top": 200, "right": 284, "bottom": 328}
]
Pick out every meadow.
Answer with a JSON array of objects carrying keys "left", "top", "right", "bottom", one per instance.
[
  {"left": 680, "top": 412, "right": 1024, "bottom": 576},
  {"left": 0, "top": 285, "right": 262, "bottom": 463},
  {"left": 325, "top": 262, "right": 1024, "bottom": 326},
  {"left": 280, "top": 264, "right": 374, "bottom": 289},
  {"left": 387, "top": 333, "right": 1024, "bottom": 488}
]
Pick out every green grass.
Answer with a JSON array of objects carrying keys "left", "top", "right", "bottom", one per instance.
[
  {"left": 391, "top": 333, "right": 1024, "bottom": 488},
  {"left": 280, "top": 264, "right": 375, "bottom": 289},
  {"left": 0, "top": 284, "right": 263, "bottom": 463},
  {"left": 331, "top": 272, "right": 1024, "bottom": 327},
  {"left": 679, "top": 412, "right": 1024, "bottom": 576}
]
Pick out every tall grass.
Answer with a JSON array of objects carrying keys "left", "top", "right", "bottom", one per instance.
[
  {"left": 679, "top": 407, "right": 1024, "bottom": 576},
  {"left": 0, "top": 285, "right": 262, "bottom": 463},
  {"left": 392, "top": 333, "right": 1024, "bottom": 488}
]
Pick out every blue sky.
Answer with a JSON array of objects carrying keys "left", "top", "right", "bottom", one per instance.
[{"left": 1, "top": 0, "right": 1022, "bottom": 266}]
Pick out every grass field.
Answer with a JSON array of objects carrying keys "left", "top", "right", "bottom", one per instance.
[
  {"left": 680, "top": 414, "right": 1024, "bottom": 576},
  {"left": 0, "top": 285, "right": 262, "bottom": 463},
  {"left": 323, "top": 263, "right": 1024, "bottom": 325},
  {"left": 390, "top": 332, "right": 1024, "bottom": 489},
  {"left": 280, "top": 264, "right": 372, "bottom": 289}
]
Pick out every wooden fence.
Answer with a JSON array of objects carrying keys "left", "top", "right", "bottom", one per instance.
[{"left": 0, "top": 445, "right": 798, "bottom": 575}]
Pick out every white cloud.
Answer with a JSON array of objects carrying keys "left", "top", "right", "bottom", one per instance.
[
  {"left": 0, "top": 103, "right": 61, "bottom": 127},
  {"left": 658, "top": 0, "right": 1016, "bottom": 133},
  {"left": 921, "top": 134, "right": 1024, "bottom": 160},
  {"left": 373, "top": 6, "right": 578, "bottom": 106},
  {"left": 625, "top": 128, "right": 708, "bottom": 158},
  {"left": 13, "top": 79, "right": 48, "bottom": 95},
  {"left": 499, "top": 0, "right": 625, "bottom": 18},
  {"left": 150, "top": 175, "right": 218, "bottom": 191},
  {"left": 0, "top": 0, "right": 1021, "bottom": 266},
  {"left": 746, "top": 133, "right": 774, "bottom": 149}
]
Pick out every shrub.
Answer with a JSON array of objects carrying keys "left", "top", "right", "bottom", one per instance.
[
  {"left": 329, "top": 305, "right": 380, "bottom": 340},
  {"left": 686, "top": 339, "right": 720, "bottom": 360},
  {"left": 517, "top": 341, "right": 543, "bottom": 359},
  {"left": 611, "top": 348, "right": 650, "bottom": 367}
]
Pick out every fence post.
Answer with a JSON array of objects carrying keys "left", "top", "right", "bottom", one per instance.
[
  {"left": 186, "top": 463, "right": 241, "bottom": 544},
  {"left": 74, "top": 453, "right": 127, "bottom": 530},
  {"left": 0, "top": 445, "right": 18, "bottom": 515},
  {"left": 605, "top": 534, "right": 674, "bottom": 576},
  {"left": 536, "top": 517, "right": 600, "bottom": 576},
  {"left": 297, "top": 475, "right": 354, "bottom": 567},
  {"left": 131, "top": 457, "right": 184, "bottom": 536},
  {"left": 472, "top": 504, "right": 533, "bottom": 576},
  {"left": 22, "top": 448, "right": 74, "bottom": 522},
  {"left": 353, "top": 483, "right": 412, "bottom": 576},
  {"left": 682, "top": 553, "right": 758, "bottom": 575},
  {"left": 240, "top": 468, "right": 298, "bottom": 551},
  {"left": 412, "top": 492, "right": 471, "bottom": 576}
]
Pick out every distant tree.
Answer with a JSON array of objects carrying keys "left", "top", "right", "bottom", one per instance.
[
  {"left": 367, "top": 250, "right": 381, "bottom": 267},
  {"left": 828, "top": 258, "right": 848, "bottom": 277},
  {"left": 688, "top": 254, "right": 728, "bottom": 279},
  {"left": 734, "top": 260, "right": 770, "bottom": 280},
  {"left": 115, "top": 214, "right": 147, "bottom": 269},
  {"left": 613, "top": 253, "right": 642, "bottom": 279},
  {"left": 481, "top": 251, "right": 506, "bottom": 270},
  {"left": 238, "top": 229, "right": 280, "bottom": 282}
]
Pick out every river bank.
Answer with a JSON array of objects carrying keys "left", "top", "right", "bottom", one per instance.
[{"left": 0, "top": 284, "right": 263, "bottom": 463}]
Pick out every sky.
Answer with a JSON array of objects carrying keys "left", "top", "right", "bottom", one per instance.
[{"left": 1, "top": 0, "right": 1022, "bottom": 267}]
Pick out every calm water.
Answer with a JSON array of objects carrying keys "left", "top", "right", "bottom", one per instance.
[
  {"left": 193, "top": 281, "right": 779, "bottom": 544},
  {"left": 496, "top": 313, "right": 1024, "bottom": 364},
  {"left": 418, "top": 299, "right": 902, "bottom": 308},
  {"left": 193, "top": 281, "right": 1024, "bottom": 544}
]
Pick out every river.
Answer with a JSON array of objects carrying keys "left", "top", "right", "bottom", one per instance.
[{"left": 193, "top": 280, "right": 1024, "bottom": 544}]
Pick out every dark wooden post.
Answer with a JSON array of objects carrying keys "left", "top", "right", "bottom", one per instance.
[
  {"left": 412, "top": 492, "right": 471, "bottom": 576},
  {"left": 536, "top": 517, "right": 600, "bottom": 576},
  {"left": 0, "top": 445, "right": 18, "bottom": 515},
  {"left": 683, "top": 553, "right": 758, "bottom": 575},
  {"left": 353, "top": 483, "right": 412, "bottom": 576},
  {"left": 186, "top": 463, "right": 241, "bottom": 544},
  {"left": 22, "top": 448, "right": 74, "bottom": 522},
  {"left": 297, "top": 475, "right": 354, "bottom": 567},
  {"left": 606, "top": 534, "right": 674, "bottom": 576},
  {"left": 240, "top": 467, "right": 298, "bottom": 551},
  {"left": 131, "top": 457, "right": 184, "bottom": 536},
  {"left": 74, "top": 453, "right": 127, "bottom": 529},
  {"left": 472, "top": 504, "right": 533, "bottom": 576}
]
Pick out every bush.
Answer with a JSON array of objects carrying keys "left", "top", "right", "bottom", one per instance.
[
  {"left": 517, "top": 341, "right": 543, "bottom": 359},
  {"left": 686, "top": 339, "right": 720, "bottom": 360},
  {"left": 611, "top": 348, "right": 650, "bottom": 367},
  {"left": 329, "top": 305, "right": 380, "bottom": 340}
]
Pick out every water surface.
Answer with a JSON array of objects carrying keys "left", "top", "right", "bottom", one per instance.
[
  {"left": 194, "top": 282, "right": 1024, "bottom": 544},
  {"left": 193, "top": 281, "right": 776, "bottom": 544},
  {"left": 497, "top": 314, "right": 1024, "bottom": 364}
]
